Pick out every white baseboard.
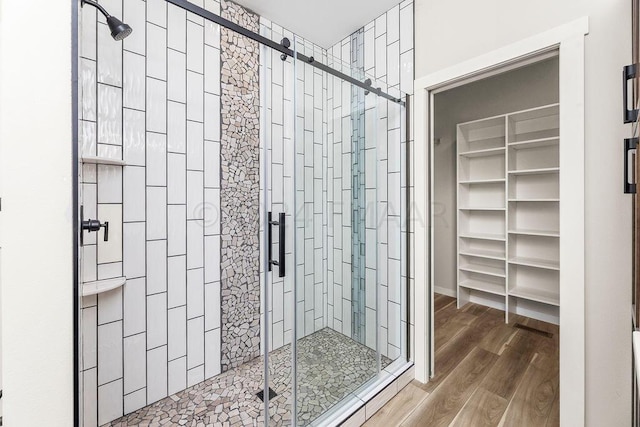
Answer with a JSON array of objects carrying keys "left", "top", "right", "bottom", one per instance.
[{"left": 434, "top": 285, "right": 456, "bottom": 298}]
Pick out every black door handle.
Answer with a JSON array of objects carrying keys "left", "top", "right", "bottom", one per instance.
[
  {"left": 625, "top": 137, "right": 638, "bottom": 194},
  {"left": 267, "top": 212, "right": 285, "bottom": 278},
  {"left": 624, "top": 64, "right": 639, "bottom": 124}
]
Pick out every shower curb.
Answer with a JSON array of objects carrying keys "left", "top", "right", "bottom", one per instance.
[{"left": 311, "top": 361, "right": 415, "bottom": 427}]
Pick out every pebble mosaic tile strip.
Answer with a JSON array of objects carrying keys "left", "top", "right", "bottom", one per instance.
[{"left": 219, "top": 0, "right": 262, "bottom": 371}]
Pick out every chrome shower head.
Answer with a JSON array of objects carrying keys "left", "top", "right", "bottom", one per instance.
[{"left": 82, "top": 0, "right": 133, "bottom": 41}]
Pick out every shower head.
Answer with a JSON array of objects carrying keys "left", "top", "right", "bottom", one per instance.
[
  {"left": 81, "top": 0, "right": 133, "bottom": 41},
  {"left": 106, "top": 16, "right": 133, "bottom": 41}
]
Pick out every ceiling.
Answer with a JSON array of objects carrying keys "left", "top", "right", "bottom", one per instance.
[{"left": 233, "top": 0, "right": 403, "bottom": 48}]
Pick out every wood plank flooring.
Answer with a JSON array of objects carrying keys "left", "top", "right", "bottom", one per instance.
[{"left": 363, "top": 294, "right": 559, "bottom": 427}]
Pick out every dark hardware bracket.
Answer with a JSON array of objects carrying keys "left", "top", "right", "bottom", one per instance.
[
  {"left": 280, "top": 38, "right": 290, "bottom": 61},
  {"left": 624, "top": 64, "right": 639, "bottom": 123},
  {"left": 267, "top": 212, "right": 285, "bottom": 278},
  {"left": 364, "top": 78, "right": 372, "bottom": 95},
  {"left": 625, "top": 138, "right": 638, "bottom": 194}
]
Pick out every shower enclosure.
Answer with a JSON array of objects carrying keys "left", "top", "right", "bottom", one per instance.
[{"left": 77, "top": 1, "right": 410, "bottom": 425}]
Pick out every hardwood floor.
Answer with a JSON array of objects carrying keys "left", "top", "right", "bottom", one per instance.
[{"left": 363, "top": 294, "right": 559, "bottom": 427}]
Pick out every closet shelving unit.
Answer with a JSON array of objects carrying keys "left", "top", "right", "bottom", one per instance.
[{"left": 456, "top": 104, "right": 560, "bottom": 324}]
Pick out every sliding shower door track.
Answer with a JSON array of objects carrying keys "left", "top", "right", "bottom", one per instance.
[{"left": 165, "top": 0, "right": 405, "bottom": 106}]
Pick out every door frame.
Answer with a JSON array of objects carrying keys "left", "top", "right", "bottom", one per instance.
[{"left": 412, "top": 17, "right": 588, "bottom": 425}]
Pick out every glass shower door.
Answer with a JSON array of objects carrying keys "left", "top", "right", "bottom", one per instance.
[
  {"left": 260, "top": 33, "right": 407, "bottom": 427},
  {"left": 292, "top": 39, "right": 381, "bottom": 426},
  {"left": 259, "top": 24, "right": 298, "bottom": 426}
]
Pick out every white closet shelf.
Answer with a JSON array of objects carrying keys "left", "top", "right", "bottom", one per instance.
[
  {"left": 508, "top": 167, "right": 559, "bottom": 176},
  {"left": 508, "top": 199, "right": 560, "bottom": 202},
  {"left": 459, "top": 178, "right": 506, "bottom": 184},
  {"left": 460, "top": 233, "right": 506, "bottom": 242},
  {"left": 82, "top": 156, "right": 127, "bottom": 166},
  {"left": 459, "top": 114, "right": 506, "bottom": 128},
  {"left": 509, "top": 103, "right": 559, "bottom": 119},
  {"left": 82, "top": 277, "right": 126, "bottom": 297},
  {"left": 459, "top": 147, "right": 505, "bottom": 158},
  {"left": 508, "top": 256, "right": 560, "bottom": 271},
  {"left": 459, "top": 279, "right": 505, "bottom": 296},
  {"left": 509, "top": 286, "right": 559, "bottom": 306},
  {"left": 459, "top": 264, "right": 506, "bottom": 278},
  {"left": 459, "top": 207, "right": 505, "bottom": 211},
  {"left": 508, "top": 137, "right": 559, "bottom": 150},
  {"left": 457, "top": 103, "right": 561, "bottom": 324},
  {"left": 460, "top": 249, "right": 506, "bottom": 261},
  {"left": 511, "top": 129, "right": 559, "bottom": 143},
  {"left": 508, "top": 229, "right": 559, "bottom": 238}
]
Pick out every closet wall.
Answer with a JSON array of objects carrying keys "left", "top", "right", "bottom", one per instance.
[
  {"left": 433, "top": 58, "right": 559, "bottom": 297},
  {"left": 418, "top": 1, "right": 632, "bottom": 422}
]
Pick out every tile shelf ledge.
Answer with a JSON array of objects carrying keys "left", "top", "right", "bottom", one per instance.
[
  {"left": 81, "top": 156, "right": 127, "bottom": 166},
  {"left": 82, "top": 277, "right": 126, "bottom": 296}
]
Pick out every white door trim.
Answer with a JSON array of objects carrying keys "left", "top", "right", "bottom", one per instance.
[{"left": 412, "top": 17, "right": 588, "bottom": 425}]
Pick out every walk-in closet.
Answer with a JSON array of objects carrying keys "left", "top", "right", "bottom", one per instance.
[{"left": 426, "top": 56, "right": 561, "bottom": 424}]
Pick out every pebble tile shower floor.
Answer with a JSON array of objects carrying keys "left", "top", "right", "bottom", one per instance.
[{"left": 106, "top": 328, "right": 392, "bottom": 427}]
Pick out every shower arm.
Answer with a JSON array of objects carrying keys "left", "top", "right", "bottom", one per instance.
[{"left": 81, "top": 0, "right": 111, "bottom": 19}]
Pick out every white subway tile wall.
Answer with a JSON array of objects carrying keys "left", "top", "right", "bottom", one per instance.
[{"left": 80, "top": 0, "right": 222, "bottom": 424}]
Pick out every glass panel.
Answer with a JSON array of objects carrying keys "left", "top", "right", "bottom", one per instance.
[
  {"left": 293, "top": 37, "right": 384, "bottom": 426},
  {"left": 259, "top": 23, "right": 298, "bottom": 427},
  {"left": 387, "top": 83, "right": 409, "bottom": 365}
]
